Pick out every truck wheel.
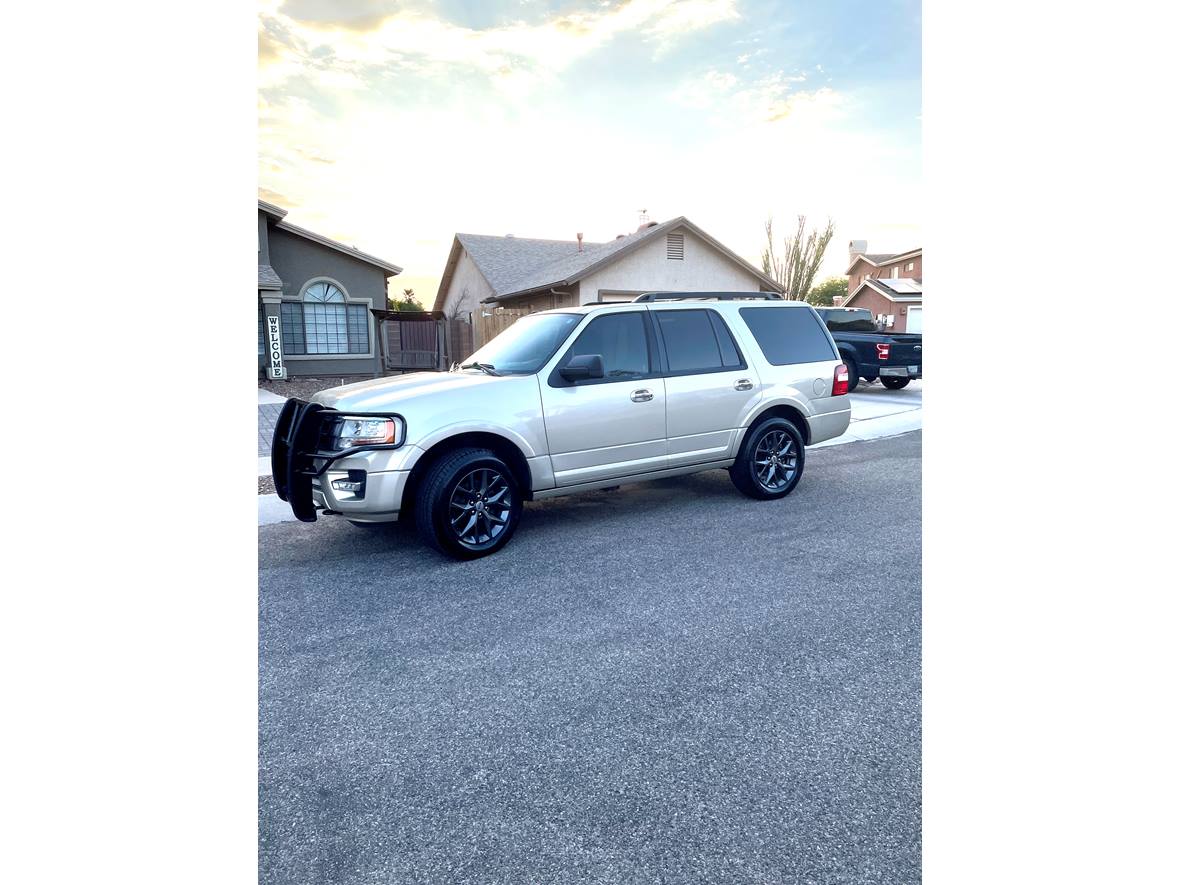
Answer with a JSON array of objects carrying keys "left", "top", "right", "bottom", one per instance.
[
  {"left": 881, "top": 377, "right": 910, "bottom": 390},
  {"left": 414, "top": 447, "right": 523, "bottom": 559},
  {"left": 843, "top": 357, "right": 861, "bottom": 392},
  {"left": 730, "top": 418, "right": 805, "bottom": 500}
]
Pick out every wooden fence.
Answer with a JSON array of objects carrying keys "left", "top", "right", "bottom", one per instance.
[{"left": 474, "top": 307, "right": 532, "bottom": 349}]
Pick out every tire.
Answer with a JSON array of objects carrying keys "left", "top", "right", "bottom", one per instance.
[
  {"left": 729, "top": 418, "right": 806, "bottom": 500},
  {"left": 881, "top": 377, "right": 910, "bottom": 390},
  {"left": 842, "top": 356, "right": 860, "bottom": 392},
  {"left": 414, "top": 447, "right": 523, "bottom": 559}
]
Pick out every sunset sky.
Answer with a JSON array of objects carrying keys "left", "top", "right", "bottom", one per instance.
[{"left": 258, "top": 0, "right": 921, "bottom": 301}]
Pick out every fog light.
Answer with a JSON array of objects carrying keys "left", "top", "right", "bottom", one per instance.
[{"left": 331, "top": 469, "right": 367, "bottom": 497}]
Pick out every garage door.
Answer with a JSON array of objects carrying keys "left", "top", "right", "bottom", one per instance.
[{"left": 906, "top": 307, "right": 923, "bottom": 333}]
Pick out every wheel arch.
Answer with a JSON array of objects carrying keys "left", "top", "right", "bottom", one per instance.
[
  {"left": 403, "top": 431, "right": 535, "bottom": 513},
  {"left": 741, "top": 402, "right": 812, "bottom": 447}
]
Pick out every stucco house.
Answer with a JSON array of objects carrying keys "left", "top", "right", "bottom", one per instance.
[
  {"left": 432, "top": 216, "right": 783, "bottom": 357},
  {"left": 843, "top": 241, "right": 923, "bottom": 333},
  {"left": 258, "top": 199, "right": 402, "bottom": 379}
]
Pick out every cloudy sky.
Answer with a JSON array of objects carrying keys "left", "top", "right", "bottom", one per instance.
[{"left": 259, "top": 0, "right": 921, "bottom": 300}]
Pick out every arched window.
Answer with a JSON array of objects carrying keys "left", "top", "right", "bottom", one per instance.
[{"left": 279, "top": 279, "right": 370, "bottom": 355}]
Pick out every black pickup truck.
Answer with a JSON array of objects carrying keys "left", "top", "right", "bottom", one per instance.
[{"left": 814, "top": 307, "right": 922, "bottom": 391}]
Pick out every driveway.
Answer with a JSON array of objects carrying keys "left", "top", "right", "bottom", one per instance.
[{"left": 259, "top": 431, "right": 922, "bottom": 883}]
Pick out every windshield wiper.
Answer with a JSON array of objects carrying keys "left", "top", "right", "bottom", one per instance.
[{"left": 459, "top": 361, "right": 501, "bottom": 376}]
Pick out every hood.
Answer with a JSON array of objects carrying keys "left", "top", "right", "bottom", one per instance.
[{"left": 311, "top": 370, "right": 516, "bottom": 412}]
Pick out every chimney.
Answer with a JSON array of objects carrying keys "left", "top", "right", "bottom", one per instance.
[
  {"left": 576, "top": 232, "right": 583, "bottom": 252},
  {"left": 849, "top": 239, "right": 867, "bottom": 261}
]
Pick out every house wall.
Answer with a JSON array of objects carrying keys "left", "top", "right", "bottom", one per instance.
[
  {"left": 258, "top": 210, "right": 271, "bottom": 264},
  {"left": 265, "top": 224, "right": 390, "bottom": 377},
  {"left": 847, "top": 253, "right": 922, "bottom": 294},
  {"left": 439, "top": 249, "right": 496, "bottom": 323},
  {"left": 845, "top": 287, "right": 923, "bottom": 334},
  {"left": 577, "top": 229, "right": 767, "bottom": 304}
]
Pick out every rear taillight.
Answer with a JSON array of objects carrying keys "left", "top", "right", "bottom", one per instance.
[
  {"left": 876, "top": 343, "right": 891, "bottom": 360},
  {"left": 833, "top": 363, "right": 849, "bottom": 396}
]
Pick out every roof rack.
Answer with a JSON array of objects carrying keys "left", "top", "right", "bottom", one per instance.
[{"left": 631, "top": 291, "right": 786, "bottom": 303}]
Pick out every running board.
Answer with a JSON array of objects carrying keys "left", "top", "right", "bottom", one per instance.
[{"left": 531, "top": 460, "right": 735, "bottom": 500}]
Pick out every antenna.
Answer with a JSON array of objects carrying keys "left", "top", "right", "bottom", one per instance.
[{"left": 637, "top": 208, "right": 649, "bottom": 226}]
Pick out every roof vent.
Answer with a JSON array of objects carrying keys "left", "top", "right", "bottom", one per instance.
[
  {"left": 505, "top": 233, "right": 514, "bottom": 238},
  {"left": 666, "top": 232, "right": 685, "bottom": 260}
]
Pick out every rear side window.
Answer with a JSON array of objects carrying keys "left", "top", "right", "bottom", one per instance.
[
  {"left": 563, "top": 311, "right": 650, "bottom": 379},
  {"left": 740, "top": 307, "right": 837, "bottom": 365},
  {"left": 655, "top": 309, "right": 744, "bottom": 374}
]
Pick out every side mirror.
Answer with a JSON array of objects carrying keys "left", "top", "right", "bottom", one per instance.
[{"left": 559, "top": 353, "right": 605, "bottom": 382}]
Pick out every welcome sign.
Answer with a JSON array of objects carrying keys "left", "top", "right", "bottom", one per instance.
[{"left": 266, "top": 315, "right": 286, "bottom": 379}]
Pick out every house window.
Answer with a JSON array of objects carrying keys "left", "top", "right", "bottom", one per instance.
[
  {"left": 666, "top": 232, "right": 685, "bottom": 260},
  {"left": 891, "top": 266, "right": 899, "bottom": 278},
  {"left": 280, "top": 280, "right": 370, "bottom": 355},
  {"left": 906, "top": 261, "right": 914, "bottom": 271}
]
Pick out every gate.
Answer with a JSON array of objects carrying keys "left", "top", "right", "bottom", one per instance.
[{"left": 372, "top": 309, "right": 448, "bottom": 372}]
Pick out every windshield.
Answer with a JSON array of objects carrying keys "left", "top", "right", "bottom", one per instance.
[
  {"left": 821, "top": 309, "right": 878, "bottom": 333},
  {"left": 458, "top": 312, "right": 582, "bottom": 375}
]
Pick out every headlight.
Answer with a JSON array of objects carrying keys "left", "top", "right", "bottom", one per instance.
[{"left": 331, "top": 416, "right": 404, "bottom": 449}]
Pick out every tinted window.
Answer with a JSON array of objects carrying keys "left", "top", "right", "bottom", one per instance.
[
  {"left": 708, "top": 311, "right": 744, "bottom": 368},
  {"left": 656, "top": 310, "right": 724, "bottom": 373},
  {"left": 740, "top": 307, "right": 837, "bottom": 365},
  {"left": 820, "top": 308, "right": 878, "bottom": 333},
  {"left": 564, "top": 312, "right": 650, "bottom": 379}
]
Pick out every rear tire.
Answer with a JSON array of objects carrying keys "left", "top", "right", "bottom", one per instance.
[
  {"left": 730, "top": 418, "right": 805, "bottom": 500},
  {"left": 881, "top": 377, "right": 910, "bottom": 390},
  {"left": 843, "top": 356, "right": 861, "bottom": 392},
  {"left": 414, "top": 447, "right": 523, "bottom": 559}
]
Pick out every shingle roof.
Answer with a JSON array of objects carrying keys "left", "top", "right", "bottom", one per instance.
[
  {"left": 845, "top": 276, "right": 923, "bottom": 306},
  {"left": 258, "top": 264, "right": 283, "bottom": 290},
  {"left": 442, "top": 217, "right": 781, "bottom": 307}
]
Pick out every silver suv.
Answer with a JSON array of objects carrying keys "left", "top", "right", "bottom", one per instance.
[{"left": 271, "top": 293, "right": 851, "bottom": 558}]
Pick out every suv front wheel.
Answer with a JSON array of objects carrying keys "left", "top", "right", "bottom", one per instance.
[
  {"left": 414, "top": 447, "right": 523, "bottom": 559},
  {"left": 730, "top": 418, "right": 805, "bottom": 500}
]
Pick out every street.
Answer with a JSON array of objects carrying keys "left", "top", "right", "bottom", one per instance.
[{"left": 259, "top": 431, "right": 921, "bottom": 883}]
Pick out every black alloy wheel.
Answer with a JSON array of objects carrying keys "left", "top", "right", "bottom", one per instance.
[
  {"left": 415, "top": 447, "right": 523, "bottom": 559},
  {"left": 730, "top": 418, "right": 806, "bottom": 500}
]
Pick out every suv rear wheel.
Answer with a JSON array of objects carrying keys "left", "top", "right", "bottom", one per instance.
[
  {"left": 730, "top": 418, "right": 805, "bottom": 500},
  {"left": 414, "top": 447, "right": 523, "bottom": 559}
]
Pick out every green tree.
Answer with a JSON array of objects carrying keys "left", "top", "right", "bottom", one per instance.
[
  {"left": 806, "top": 276, "right": 846, "bottom": 307},
  {"left": 760, "top": 215, "right": 836, "bottom": 300},
  {"left": 388, "top": 288, "right": 424, "bottom": 312}
]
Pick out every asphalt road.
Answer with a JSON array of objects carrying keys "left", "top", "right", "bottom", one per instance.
[{"left": 259, "top": 432, "right": 922, "bottom": 884}]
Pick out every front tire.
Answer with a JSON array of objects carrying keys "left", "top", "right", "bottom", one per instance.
[
  {"left": 881, "top": 376, "right": 911, "bottom": 390},
  {"left": 414, "top": 448, "right": 523, "bottom": 559},
  {"left": 730, "top": 418, "right": 805, "bottom": 500}
]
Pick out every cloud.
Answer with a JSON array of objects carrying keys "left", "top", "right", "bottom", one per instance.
[{"left": 260, "top": 0, "right": 742, "bottom": 91}]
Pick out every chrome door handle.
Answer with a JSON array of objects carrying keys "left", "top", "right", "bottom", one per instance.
[
  {"left": 630, "top": 388, "right": 654, "bottom": 403},
  {"left": 734, "top": 378, "right": 754, "bottom": 391}
]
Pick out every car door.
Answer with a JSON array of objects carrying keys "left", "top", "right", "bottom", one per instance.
[
  {"left": 653, "top": 308, "right": 762, "bottom": 468},
  {"left": 540, "top": 310, "right": 668, "bottom": 486}
]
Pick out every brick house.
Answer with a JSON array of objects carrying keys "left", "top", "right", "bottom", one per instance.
[{"left": 842, "top": 241, "right": 923, "bottom": 333}]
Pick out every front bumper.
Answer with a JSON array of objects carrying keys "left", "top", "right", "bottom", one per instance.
[
  {"left": 271, "top": 398, "right": 412, "bottom": 522},
  {"left": 879, "top": 364, "right": 922, "bottom": 379}
]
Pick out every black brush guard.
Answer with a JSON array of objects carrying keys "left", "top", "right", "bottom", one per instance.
[{"left": 270, "top": 399, "right": 404, "bottom": 522}]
